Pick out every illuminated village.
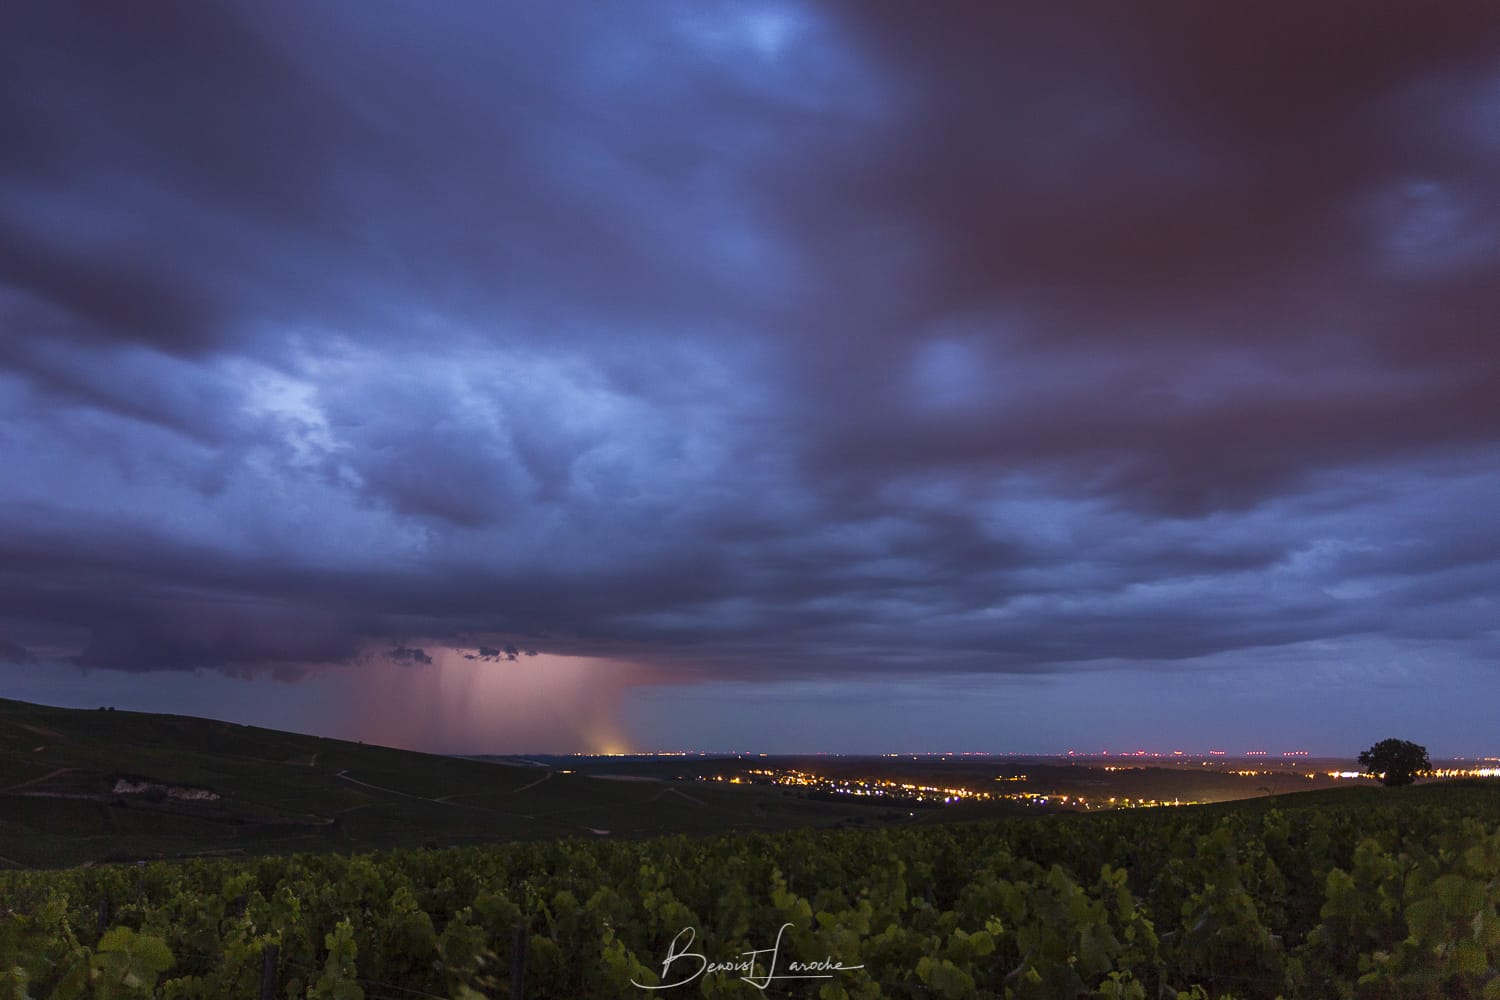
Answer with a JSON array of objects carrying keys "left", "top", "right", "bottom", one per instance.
[
  {"left": 661, "top": 752, "right": 1500, "bottom": 812},
  {"left": 724, "top": 766, "right": 1198, "bottom": 809}
]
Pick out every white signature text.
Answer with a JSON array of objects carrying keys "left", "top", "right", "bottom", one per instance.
[{"left": 631, "top": 922, "right": 864, "bottom": 991}]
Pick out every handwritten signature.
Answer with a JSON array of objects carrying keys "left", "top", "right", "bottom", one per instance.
[{"left": 631, "top": 922, "right": 864, "bottom": 991}]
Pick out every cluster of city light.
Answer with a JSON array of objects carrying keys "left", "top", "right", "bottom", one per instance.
[
  {"left": 570, "top": 751, "right": 776, "bottom": 758},
  {"left": 1088, "top": 749, "right": 1324, "bottom": 758},
  {"left": 739, "top": 767, "right": 993, "bottom": 804},
  {"left": 879, "top": 752, "right": 1012, "bottom": 758},
  {"left": 725, "top": 768, "right": 1202, "bottom": 811},
  {"left": 582, "top": 749, "right": 1500, "bottom": 762},
  {"left": 1324, "top": 766, "right": 1500, "bottom": 780},
  {"left": 1103, "top": 761, "right": 1306, "bottom": 772}
]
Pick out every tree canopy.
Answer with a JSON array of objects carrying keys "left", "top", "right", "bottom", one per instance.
[{"left": 1358, "top": 738, "right": 1430, "bottom": 787}]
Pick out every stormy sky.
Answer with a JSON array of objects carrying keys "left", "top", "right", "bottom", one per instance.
[{"left": 4, "top": 3, "right": 1500, "bottom": 754}]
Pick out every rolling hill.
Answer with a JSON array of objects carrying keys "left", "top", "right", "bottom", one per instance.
[{"left": 0, "top": 698, "right": 881, "bottom": 867}]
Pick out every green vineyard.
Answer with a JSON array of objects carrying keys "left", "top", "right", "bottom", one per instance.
[{"left": 4, "top": 784, "right": 1500, "bottom": 999}]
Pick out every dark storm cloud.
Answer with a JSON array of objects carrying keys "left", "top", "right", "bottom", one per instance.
[
  {"left": 780, "top": 3, "right": 1500, "bottom": 518},
  {"left": 386, "top": 646, "right": 433, "bottom": 667},
  {"left": 3, "top": 2, "right": 1499, "bottom": 684}
]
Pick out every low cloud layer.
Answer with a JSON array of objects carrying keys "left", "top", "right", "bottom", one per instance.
[{"left": 4, "top": 3, "right": 1499, "bottom": 702}]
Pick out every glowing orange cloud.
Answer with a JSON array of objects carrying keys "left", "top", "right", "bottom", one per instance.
[{"left": 333, "top": 647, "right": 636, "bottom": 754}]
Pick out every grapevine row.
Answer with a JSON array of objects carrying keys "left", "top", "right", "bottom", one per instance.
[{"left": 4, "top": 786, "right": 1499, "bottom": 998}]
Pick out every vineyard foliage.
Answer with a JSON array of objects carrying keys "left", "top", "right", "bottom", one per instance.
[{"left": 4, "top": 785, "right": 1500, "bottom": 998}]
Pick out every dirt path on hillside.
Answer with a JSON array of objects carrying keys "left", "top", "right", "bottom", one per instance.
[
  {"left": 17, "top": 723, "right": 66, "bottom": 741},
  {"left": 512, "top": 771, "right": 554, "bottom": 794},
  {"left": 334, "top": 769, "right": 533, "bottom": 818},
  {"left": 0, "top": 767, "right": 73, "bottom": 795},
  {"left": 650, "top": 785, "right": 706, "bottom": 806},
  {"left": 335, "top": 768, "right": 640, "bottom": 837},
  {"left": 333, "top": 769, "right": 436, "bottom": 802}
]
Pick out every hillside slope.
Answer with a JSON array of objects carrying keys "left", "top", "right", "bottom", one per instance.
[{"left": 0, "top": 698, "right": 874, "bottom": 867}]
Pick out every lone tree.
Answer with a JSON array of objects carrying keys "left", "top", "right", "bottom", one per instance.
[{"left": 1358, "top": 738, "right": 1430, "bottom": 787}]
